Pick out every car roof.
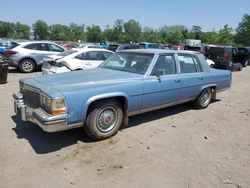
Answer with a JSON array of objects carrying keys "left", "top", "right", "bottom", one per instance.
[
  {"left": 70, "top": 48, "right": 113, "bottom": 53},
  {"left": 118, "top": 49, "right": 202, "bottom": 55},
  {"left": 19, "top": 41, "right": 59, "bottom": 45}
]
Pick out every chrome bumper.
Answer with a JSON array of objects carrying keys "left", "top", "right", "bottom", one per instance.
[{"left": 13, "top": 91, "right": 73, "bottom": 132}]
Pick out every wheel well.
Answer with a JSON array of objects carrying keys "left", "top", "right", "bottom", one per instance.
[
  {"left": 87, "top": 96, "right": 128, "bottom": 115},
  {"left": 19, "top": 57, "right": 37, "bottom": 66}
]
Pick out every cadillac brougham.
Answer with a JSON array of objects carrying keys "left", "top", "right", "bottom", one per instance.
[{"left": 13, "top": 49, "right": 232, "bottom": 140}]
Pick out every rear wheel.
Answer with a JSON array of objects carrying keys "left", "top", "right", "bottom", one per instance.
[
  {"left": 19, "top": 59, "right": 36, "bottom": 73},
  {"left": 243, "top": 60, "right": 248, "bottom": 67},
  {"left": 84, "top": 99, "right": 123, "bottom": 140},
  {"left": 193, "top": 88, "right": 212, "bottom": 109}
]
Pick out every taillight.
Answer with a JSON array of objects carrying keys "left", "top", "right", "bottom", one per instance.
[
  {"left": 5, "top": 50, "right": 18, "bottom": 55},
  {"left": 224, "top": 53, "right": 229, "bottom": 60}
]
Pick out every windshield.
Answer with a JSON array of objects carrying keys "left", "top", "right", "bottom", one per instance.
[
  {"left": 100, "top": 52, "right": 153, "bottom": 75},
  {"left": 57, "top": 50, "right": 78, "bottom": 57}
]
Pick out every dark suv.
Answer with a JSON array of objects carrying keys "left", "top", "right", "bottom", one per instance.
[
  {"left": 207, "top": 46, "right": 237, "bottom": 69},
  {"left": 236, "top": 47, "right": 250, "bottom": 67}
]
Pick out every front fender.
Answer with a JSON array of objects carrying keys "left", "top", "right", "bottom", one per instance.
[{"left": 83, "top": 92, "right": 129, "bottom": 120}]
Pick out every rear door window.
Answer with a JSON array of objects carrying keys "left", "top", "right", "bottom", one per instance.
[
  {"left": 75, "top": 51, "right": 105, "bottom": 60},
  {"left": 24, "top": 43, "right": 50, "bottom": 51},
  {"left": 178, "top": 54, "right": 198, "bottom": 73}
]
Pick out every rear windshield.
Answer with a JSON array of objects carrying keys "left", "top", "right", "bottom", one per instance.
[
  {"left": 208, "top": 47, "right": 224, "bottom": 54},
  {"left": 8, "top": 42, "right": 20, "bottom": 49}
]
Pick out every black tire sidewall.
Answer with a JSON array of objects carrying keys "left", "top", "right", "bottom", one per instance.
[
  {"left": 84, "top": 100, "right": 123, "bottom": 140},
  {"left": 199, "top": 88, "right": 212, "bottom": 108},
  {"left": 194, "top": 88, "right": 212, "bottom": 109}
]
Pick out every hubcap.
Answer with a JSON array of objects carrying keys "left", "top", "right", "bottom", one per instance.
[
  {"left": 201, "top": 90, "right": 211, "bottom": 106},
  {"left": 97, "top": 106, "right": 118, "bottom": 133},
  {"left": 22, "top": 61, "right": 34, "bottom": 72}
]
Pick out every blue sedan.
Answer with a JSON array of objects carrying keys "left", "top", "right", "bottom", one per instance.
[{"left": 13, "top": 49, "right": 232, "bottom": 140}]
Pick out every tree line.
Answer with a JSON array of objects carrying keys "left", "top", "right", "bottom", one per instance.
[{"left": 0, "top": 14, "right": 250, "bottom": 46}]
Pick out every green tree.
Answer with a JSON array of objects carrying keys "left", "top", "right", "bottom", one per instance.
[
  {"left": 124, "top": 19, "right": 142, "bottom": 42},
  {"left": 141, "top": 27, "right": 161, "bottom": 43},
  {"left": 14, "top": 22, "right": 30, "bottom": 39},
  {"left": 112, "top": 19, "right": 125, "bottom": 42},
  {"left": 165, "top": 25, "right": 185, "bottom": 44},
  {"left": 0, "top": 21, "right": 15, "bottom": 38},
  {"left": 102, "top": 25, "right": 114, "bottom": 41},
  {"left": 49, "top": 24, "right": 71, "bottom": 41},
  {"left": 68, "top": 23, "right": 85, "bottom": 42},
  {"left": 32, "top": 20, "right": 49, "bottom": 40},
  {"left": 201, "top": 31, "right": 219, "bottom": 44},
  {"left": 189, "top": 25, "right": 202, "bottom": 39},
  {"left": 86, "top": 25, "right": 102, "bottom": 42},
  {"left": 217, "top": 25, "right": 235, "bottom": 46},
  {"left": 235, "top": 14, "right": 250, "bottom": 46}
]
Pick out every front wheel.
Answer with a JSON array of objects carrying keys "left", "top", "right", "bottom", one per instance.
[
  {"left": 193, "top": 88, "right": 212, "bottom": 109},
  {"left": 84, "top": 99, "right": 123, "bottom": 140}
]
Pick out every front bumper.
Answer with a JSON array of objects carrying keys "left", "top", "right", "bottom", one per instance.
[
  {"left": 13, "top": 91, "right": 70, "bottom": 132},
  {"left": 42, "top": 66, "right": 70, "bottom": 75}
]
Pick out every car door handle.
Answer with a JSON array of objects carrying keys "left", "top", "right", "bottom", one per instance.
[
  {"left": 198, "top": 77, "right": 203, "bottom": 80},
  {"left": 175, "top": 79, "right": 181, "bottom": 83}
]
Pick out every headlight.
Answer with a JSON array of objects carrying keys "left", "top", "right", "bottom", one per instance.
[
  {"left": 41, "top": 94, "right": 66, "bottom": 115},
  {"left": 55, "top": 60, "right": 66, "bottom": 67}
]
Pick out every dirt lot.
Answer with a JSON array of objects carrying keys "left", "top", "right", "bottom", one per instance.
[{"left": 0, "top": 67, "right": 250, "bottom": 188}]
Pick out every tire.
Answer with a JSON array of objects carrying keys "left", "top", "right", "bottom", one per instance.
[
  {"left": 19, "top": 59, "right": 36, "bottom": 73},
  {"left": 193, "top": 88, "right": 212, "bottom": 109},
  {"left": 84, "top": 99, "right": 123, "bottom": 140},
  {"left": 243, "top": 60, "right": 248, "bottom": 67}
]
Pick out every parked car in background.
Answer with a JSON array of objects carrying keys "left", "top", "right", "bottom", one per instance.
[
  {"left": 79, "top": 43, "right": 101, "bottom": 49},
  {"left": 172, "top": 45, "right": 184, "bottom": 50},
  {"left": 204, "top": 55, "right": 215, "bottom": 67},
  {"left": 107, "top": 43, "right": 140, "bottom": 52},
  {"left": 99, "top": 41, "right": 109, "bottom": 49},
  {"left": 5, "top": 41, "right": 65, "bottom": 73},
  {"left": 14, "top": 49, "right": 232, "bottom": 140},
  {"left": 139, "top": 42, "right": 165, "bottom": 49},
  {"left": 236, "top": 47, "right": 250, "bottom": 66},
  {"left": 42, "top": 48, "right": 113, "bottom": 75},
  {"left": 0, "top": 39, "right": 11, "bottom": 60},
  {"left": 61, "top": 42, "right": 79, "bottom": 50},
  {"left": 207, "top": 46, "right": 237, "bottom": 69},
  {"left": 207, "top": 46, "right": 250, "bottom": 69}
]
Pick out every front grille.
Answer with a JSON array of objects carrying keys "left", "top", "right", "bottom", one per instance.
[{"left": 23, "top": 90, "right": 40, "bottom": 108}]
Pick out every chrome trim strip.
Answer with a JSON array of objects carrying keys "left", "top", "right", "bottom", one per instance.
[
  {"left": 23, "top": 84, "right": 41, "bottom": 93},
  {"left": 128, "top": 97, "right": 196, "bottom": 116}
]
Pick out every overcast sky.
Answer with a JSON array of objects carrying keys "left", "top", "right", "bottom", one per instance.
[{"left": 1, "top": 0, "right": 250, "bottom": 31}]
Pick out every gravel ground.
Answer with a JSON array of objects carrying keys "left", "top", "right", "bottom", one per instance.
[{"left": 0, "top": 67, "right": 250, "bottom": 188}]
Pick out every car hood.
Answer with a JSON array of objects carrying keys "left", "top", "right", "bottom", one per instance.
[{"left": 28, "top": 68, "right": 143, "bottom": 95}]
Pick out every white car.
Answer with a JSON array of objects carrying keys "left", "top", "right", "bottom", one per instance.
[
  {"left": 42, "top": 48, "right": 113, "bottom": 75},
  {"left": 203, "top": 55, "right": 215, "bottom": 67}
]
